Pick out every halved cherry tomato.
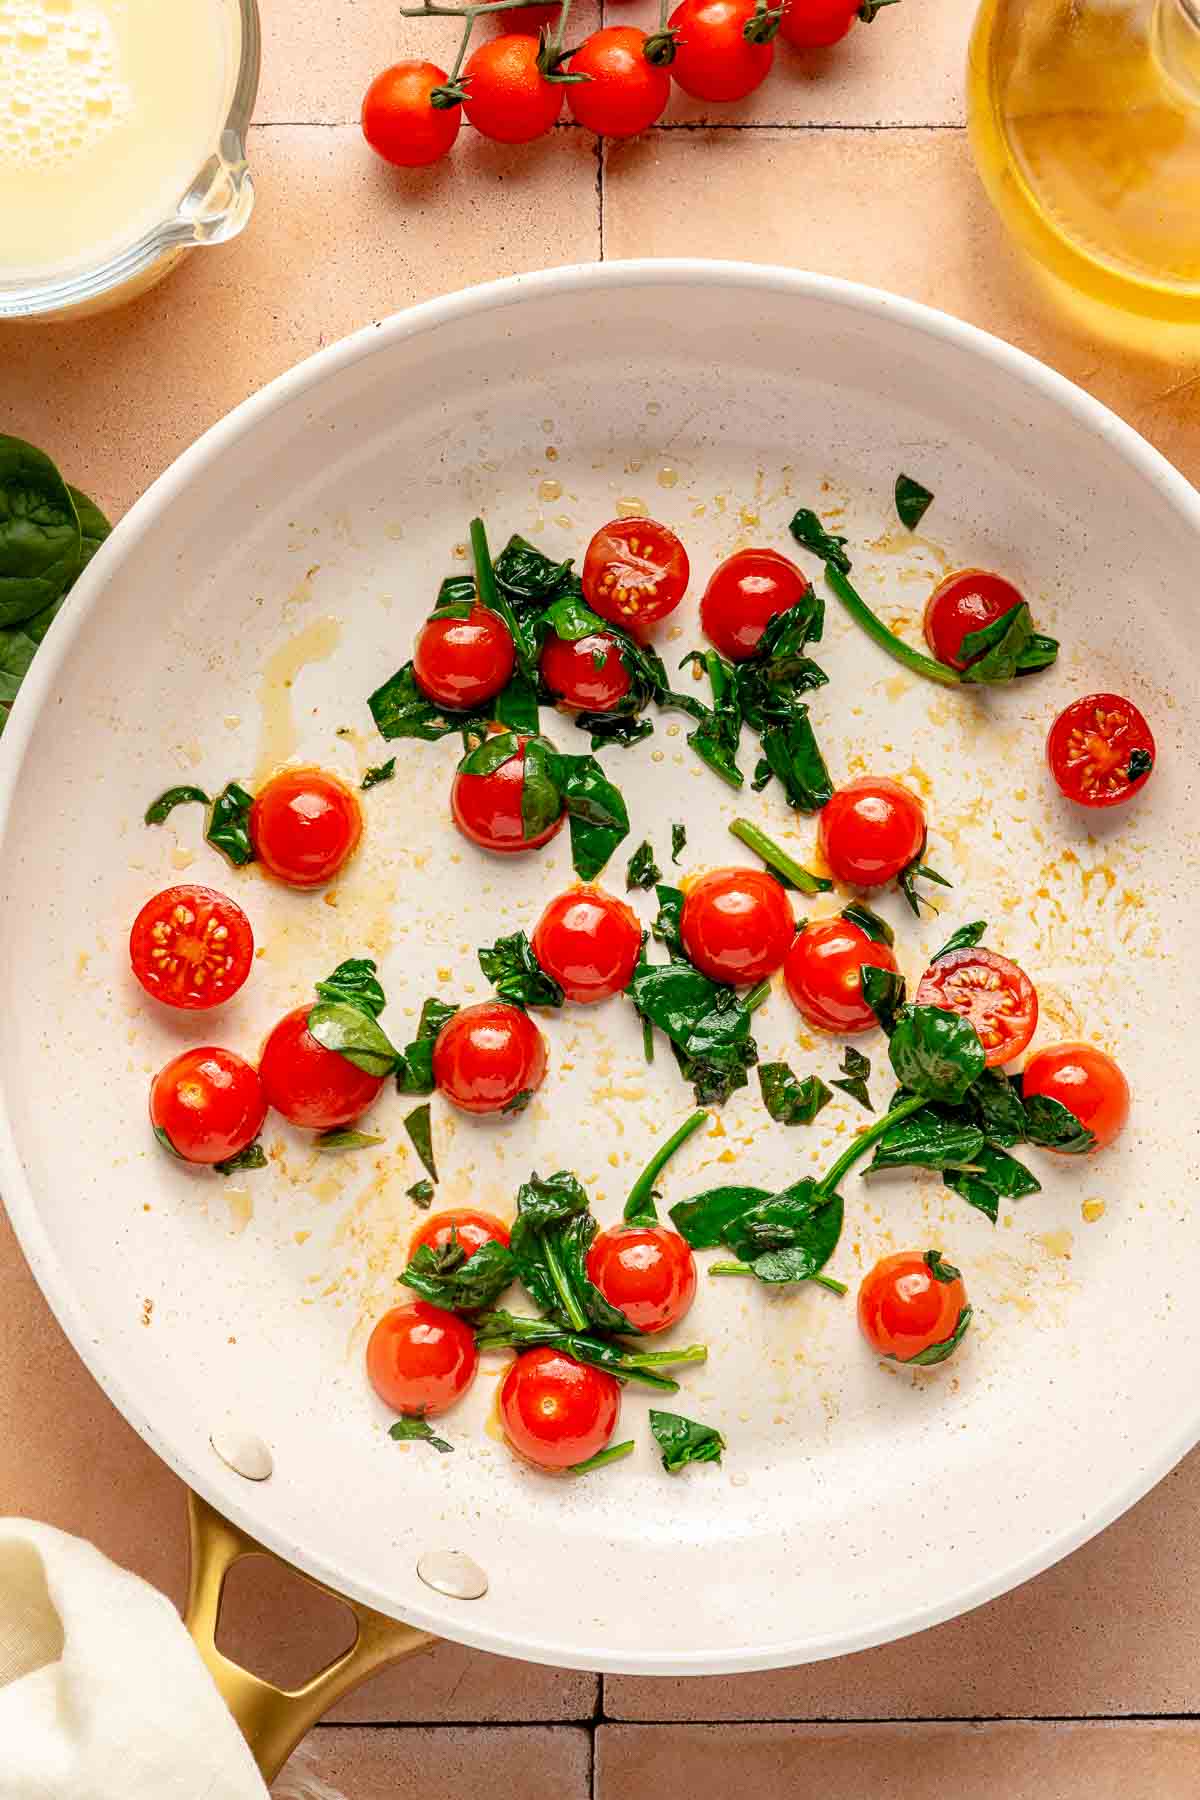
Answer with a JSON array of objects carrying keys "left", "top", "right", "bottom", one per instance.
[
  {"left": 366, "top": 1301, "right": 479, "bottom": 1417},
  {"left": 923, "top": 568, "right": 1025, "bottom": 672},
  {"left": 413, "top": 604, "right": 515, "bottom": 709},
  {"left": 668, "top": 0, "right": 777, "bottom": 100},
  {"left": 251, "top": 767, "right": 363, "bottom": 889},
  {"left": 858, "top": 1250, "right": 971, "bottom": 1366},
  {"left": 1022, "top": 1042, "right": 1130, "bottom": 1151},
  {"left": 818, "top": 776, "right": 926, "bottom": 889},
  {"left": 586, "top": 1225, "right": 697, "bottom": 1334},
  {"left": 433, "top": 1001, "right": 548, "bottom": 1115},
  {"left": 259, "top": 1004, "right": 385, "bottom": 1129},
  {"left": 410, "top": 1209, "right": 512, "bottom": 1261},
  {"left": 779, "top": 0, "right": 862, "bottom": 48},
  {"left": 566, "top": 29, "right": 672, "bottom": 138},
  {"left": 130, "top": 884, "right": 253, "bottom": 1010},
  {"left": 679, "top": 866, "right": 794, "bottom": 985},
  {"left": 582, "top": 516, "right": 689, "bottom": 631},
  {"left": 531, "top": 886, "right": 642, "bottom": 1003},
  {"left": 451, "top": 736, "right": 566, "bottom": 854},
  {"left": 1046, "top": 693, "right": 1155, "bottom": 809},
  {"left": 784, "top": 916, "right": 899, "bottom": 1033},
  {"left": 361, "top": 61, "right": 461, "bottom": 168},
  {"left": 150, "top": 1047, "right": 267, "bottom": 1166},
  {"left": 916, "top": 945, "right": 1038, "bottom": 1068},
  {"left": 462, "top": 34, "right": 565, "bottom": 143},
  {"left": 700, "top": 548, "right": 809, "bottom": 661},
  {"left": 499, "top": 1346, "right": 620, "bottom": 1469},
  {"left": 540, "top": 630, "right": 632, "bottom": 712}
]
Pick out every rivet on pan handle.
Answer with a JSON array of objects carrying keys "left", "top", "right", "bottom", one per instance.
[{"left": 185, "top": 1490, "right": 437, "bottom": 1783}]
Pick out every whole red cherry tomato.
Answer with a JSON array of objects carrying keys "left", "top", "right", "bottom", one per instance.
[
  {"left": 679, "top": 866, "right": 794, "bottom": 985},
  {"left": 462, "top": 35, "right": 565, "bottom": 143},
  {"left": 566, "top": 29, "right": 672, "bottom": 137},
  {"left": 413, "top": 604, "right": 515, "bottom": 709},
  {"left": 1022, "top": 1042, "right": 1130, "bottom": 1151},
  {"left": 586, "top": 1225, "right": 697, "bottom": 1334},
  {"left": 531, "top": 886, "right": 642, "bottom": 1003},
  {"left": 1046, "top": 693, "right": 1155, "bottom": 809},
  {"left": 818, "top": 776, "right": 926, "bottom": 888},
  {"left": 700, "top": 548, "right": 810, "bottom": 661},
  {"left": 451, "top": 736, "right": 566, "bottom": 855},
  {"left": 669, "top": 0, "right": 777, "bottom": 102},
  {"left": 540, "top": 630, "right": 632, "bottom": 712},
  {"left": 916, "top": 946, "right": 1038, "bottom": 1068},
  {"left": 923, "top": 568, "right": 1025, "bottom": 671},
  {"left": 361, "top": 62, "right": 461, "bottom": 167},
  {"left": 494, "top": 2, "right": 559, "bottom": 31},
  {"left": 251, "top": 767, "right": 363, "bottom": 889},
  {"left": 366, "top": 1301, "right": 479, "bottom": 1416},
  {"left": 784, "top": 916, "right": 899, "bottom": 1033},
  {"left": 858, "top": 1250, "right": 971, "bottom": 1365},
  {"left": 150, "top": 1047, "right": 267, "bottom": 1165},
  {"left": 130, "top": 884, "right": 253, "bottom": 1010},
  {"left": 779, "top": 0, "right": 862, "bottom": 49},
  {"left": 410, "top": 1209, "right": 511, "bottom": 1261},
  {"left": 582, "top": 516, "right": 689, "bottom": 632},
  {"left": 433, "top": 1001, "right": 548, "bottom": 1114},
  {"left": 259, "top": 1005, "right": 385, "bottom": 1129},
  {"left": 499, "top": 1346, "right": 620, "bottom": 1469}
]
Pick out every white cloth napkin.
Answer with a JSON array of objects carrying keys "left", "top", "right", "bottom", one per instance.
[{"left": 0, "top": 1518, "right": 268, "bottom": 1800}]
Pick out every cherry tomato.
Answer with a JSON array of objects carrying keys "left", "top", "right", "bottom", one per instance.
[
  {"left": 679, "top": 866, "right": 794, "bottom": 985},
  {"left": 410, "top": 1209, "right": 512, "bottom": 1261},
  {"left": 566, "top": 29, "right": 672, "bottom": 137},
  {"left": 433, "top": 1001, "right": 548, "bottom": 1115},
  {"left": 462, "top": 34, "right": 564, "bottom": 143},
  {"left": 130, "top": 884, "right": 253, "bottom": 1011},
  {"left": 582, "top": 517, "right": 689, "bottom": 632},
  {"left": 923, "top": 568, "right": 1025, "bottom": 671},
  {"left": 150, "top": 1047, "right": 267, "bottom": 1166},
  {"left": 784, "top": 916, "right": 899, "bottom": 1033},
  {"left": 858, "top": 1250, "right": 971, "bottom": 1365},
  {"left": 540, "top": 630, "right": 632, "bottom": 712},
  {"left": 916, "top": 945, "right": 1037, "bottom": 1067},
  {"left": 1022, "top": 1042, "right": 1130, "bottom": 1151},
  {"left": 669, "top": 0, "right": 776, "bottom": 101},
  {"left": 1046, "top": 693, "right": 1156, "bottom": 809},
  {"left": 413, "top": 604, "right": 515, "bottom": 710},
  {"left": 586, "top": 1225, "right": 697, "bottom": 1334},
  {"left": 250, "top": 767, "right": 363, "bottom": 889},
  {"left": 366, "top": 1301, "right": 479, "bottom": 1417},
  {"left": 451, "top": 736, "right": 566, "bottom": 855},
  {"left": 818, "top": 776, "right": 926, "bottom": 889},
  {"left": 259, "top": 1004, "right": 385, "bottom": 1129},
  {"left": 499, "top": 1346, "right": 620, "bottom": 1469},
  {"left": 361, "top": 62, "right": 461, "bottom": 168},
  {"left": 494, "top": 2, "right": 559, "bottom": 31},
  {"left": 779, "top": 0, "right": 861, "bottom": 49},
  {"left": 531, "top": 886, "right": 642, "bottom": 1003},
  {"left": 700, "top": 548, "right": 809, "bottom": 661}
]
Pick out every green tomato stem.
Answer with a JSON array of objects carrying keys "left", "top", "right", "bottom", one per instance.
[
  {"left": 729, "top": 817, "right": 831, "bottom": 896},
  {"left": 570, "top": 1439, "right": 635, "bottom": 1474},
  {"left": 815, "top": 1091, "right": 928, "bottom": 1197},
  {"left": 621, "top": 1343, "right": 707, "bottom": 1368},
  {"left": 624, "top": 1107, "right": 708, "bottom": 1224},
  {"left": 825, "top": 566, "right": 962, "bottom": 688}
]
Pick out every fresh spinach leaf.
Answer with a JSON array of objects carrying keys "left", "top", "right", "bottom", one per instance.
[
  {"left": 831, "top": 1045, "right": 873, "bottom": 1111},
  {"left": 841, "top": 899, "right": 894, "bottom": 946},
  {"left": 395, "top": 997, "right": 459, "bottom": 1095},
  {"left": 628, "top": 960, "right": 758, "bottom": 1107},
  {"left": 758, "top": 1062, "right": 833, "bottom": 1126},
  {"left": 307, "top": 1000, "right": 398, "bottom": 1077},
  {"left": 944, "top": 1142, "right": 1041, "bottom": 1223},
  {"left": 671, "top": 823, "right": 686, "bottom": 862},
  {"left": 889, "top": 1004, "right": 986, "bottom": 1104},
  {"left": 144, "top": 785, "right": 210, "bottom": 826},
  {"left": 649, "top": 1409, "right": 725, "bottom": 1472},
  {"left": 788, "top": 506, "right": 851, "bottom": 574},
  {"left": 866, "top": 1106, "right": 985, "bottom": 1172},
  {"left": 959, "top": 603, "right": 1041, "bottom": 684},
  {"left": 206, "top": 781, "right": 256, "bottom": 867},
  {"left": 315, "top": 1129, "right": 385, "bottom": 1151},
  {"left": 315, "top": 957, "right": 387, "bottom": 1018},
  {"left": 895, "top": 473, "right": 934, "bottom": 531},
  {"left": 214, "top": 1141, "right": 268, "bottom": 1177},
  {"left": 861, "top": 963, "right": 907, "bottom": 1036},
  {"left": 0, "top": 435, "right": 82, "bottom": 625},
  {"left": 0, "top": 591, "right": 67, "bottom": 725},
  {"left": 509, "top": 1171, "right": 592, "bottom": 1329},
  {"left": 404, "top": 1103, "right": 438, "bottom": 1182},
  {"left": 478, "top": 929, "right": 564, "bottom": 1009},
  {"left": 1024, "top": 1093, "right": 1096, "bottom": 1155},
  {"left": 67, "top": 486, "right": 111, "bottom": 569},
  {"left": 651, "top": 884, "right": 685, "bottom": 958},
  {"left": 904, "top": 1305, "right": 972, "bottom": 1366},
  {"left": 389, "top": 1416, "right": 453, "bottom": 1453},
  {"left": 1016, "top": 633, "right": 1060, "bottom": 675},
  {"left": 627, "top": 839, "right": 662, "bottom": 890},
  {"left": 406, "top": 1179, "right": 435, "bottom": 1207},
  {"left": 931, "top": 919, "right": 988, "bottom": 960},
  {"left": 400, "top": 1235, "right": 516, "bottom": 1312},
  {"left": 361, "top": 758, "right": 396, "bottom": 789}
]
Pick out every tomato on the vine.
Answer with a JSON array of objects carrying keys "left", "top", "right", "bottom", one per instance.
[
  {"left": 779, "top": 0, "right": 867, "bottom": 49},
  {"left": 410, "top": 1209, "right": 511, "bottom": 1261},
  {"left": 413, "top": 604, "right": 515, "bottom": 709},
  {"left": 540, "top": 630, "right": 632, "bottom": 712},
  {"left": 1022, "top": 1043, "right": 1130, "bottom": 1150},
  {"left": 784, "top": 916, "right": 899, "bottom": 1033},
  {"left": 451, "top": 735, "right": 565, "bottom": 854},
  {"left": 668, "top": 0, "right": 777, "bottom": 102},
  {"left": 1046, "top": 693, "right": 1155, "bottom": 809},
  {"left": 566, "top": 29, "right": 672, "bottom": 138},
  {"left": 462, "top": 34, "right": 565, "bottom": 143},
  {"left": 582, "top": 516, "right": 689, "bottom": 631},
  {"left": 499, "top": 1346, "right": 620, "bottom": 1469},
  {"left": 679, "top": 866, "right": 794, "bottom": 985},
  {"left": 916, "top": 946, "right": 1037, "bottom": 1067},
  {"left": 150, "top": 1047, "right": 267, "bottom": 1166},
  {"left": 494, "top": 1, "right": 559, "bottom": 31},
  {"left": 923, "top": 568, "right": 1025, "bottom": 672},
  {"left": 858, "top": 1250, "right": 971, "bottom": 1366},
  {"left": 361, "top": 61, "right": 461, "bottom": 167},
  {"left": 700, "top": 548, "right": 809, "bottom": 661},
  {"left": 433, "top": 1000, "right": 548, "bottom": 1114},
  {"left": 818, "top": 775, "right": 926, "bottom": 888},
  {"left": 259, "top": 1005, "right": 385, "bottom": 1130},
  {"left": 366, "top": 1301, "right": 479, "bottom": 1416},
  {"left": 531, "top": 886, "right": 642, "bottom": 1003},
  {"left": 251, "top": 768, "right": 363, "bottom": 889},
  {"left": 130, "top": 884, "right": 253, "bottom": 1010},
  {"left": 586, "top": 1225, "right": 697, "bottom": 1334}
]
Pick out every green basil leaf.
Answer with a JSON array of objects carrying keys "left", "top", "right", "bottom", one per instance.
[
  {"left": 931, "top": 920, "right": 988, "bottom": 960},
  {"left": 406, "top": 1178, "right": 435, "bottom": 1207},
  {"left": 671, "top": 823, "right": 686, "bottom": 863},
  {"left": 404, "top": 1103, "right": 438, "bottom": 1181},
  {"left": 788, "top": 506, "right": 852, "bottom": 574},
  {"left": 944, "top": 1142, "right": 1041, "bottom": 1223},
  {"left": 626, "top": 839, "right": 662, "bottom": 890},
  {"left": 316, "top": 1129, "right": 385, "bottom": 1151},
  {"left": 400, "top": 1237, "right": 516, "bottom": 1312},
  {"left": 758, "top": 1062, "right": 833, "bottom": 1126},
  {"left": 418, "top": 996, "right": 458, "bottom": 1041},
  {"left": 66, "top": 485, "right": 111, "bottom": 570},
  {"left": 895, "top": 473, "right": 934, "bottom": 531},
  {"left": 315, "top": 957, "right": 387, "bottom": 1018},
  {"left": 206, "top": 781, "right": 256, "bottom": 867},
  {"left": 651, "top": 885, "right": 685, "bottom": 958},
  {"left": 889, "top": 1003, "right": 986, "bottom": 1103},
  {"left": 669, "top": 1183, "right": 771, "bottom": 1250},
  {"left": 841, "top": 899, "right": 894, "bottom": 946},
  {"left": 478, "top": 929, "right": 563, "bottom": 1009},
  {"left": 361, "top": 758, "right": 396, "bottom": 790},
  {"left": 144, "top": 785, "right": 210, "bottom": 826},
  {"left": 830, "top": 1044, "right": 873, "bottom": 1111},
  {"left": 866, "top": 1107, "right": 985, "bottom": 1172},
  {"left": 1024, "top": 1093, "right": 1096, "bottom": 1155},
  {"left": 213, "top": 1141, "right": 268, "bottom": 1177},
  {"left": 395, "top": 997, "right": 459, "bottom": 1095},
  {"left": 307, "top": 1000, "right": 398, "bottom": 1077},
  {"left": 389, "top": 1416, "right": 453, "bottom": 1453},
  {"left": 960, "top": 603, "right": 1035, "bottom": 684},
  {"left": 901, "top": 1305, "right": 972, "bottom": 1366},
  {"left": 0, "top": 435, "right": 82, "bottom": 625},
  {"left": 649, "top": 1409, "right": 725, "bottom": 1472},
  {"left": 861, "top": 963, "right": 907, "bottom": 1036}
]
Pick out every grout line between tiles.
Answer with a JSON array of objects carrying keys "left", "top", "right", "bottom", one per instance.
[{"left": 592, "top": 1712, "right": 1200, "bottom": 1728}]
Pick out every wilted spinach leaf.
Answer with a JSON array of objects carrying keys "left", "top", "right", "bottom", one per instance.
[
  {"left": 895, "top": 473, "right": 934, "bottom": 531},
  {"left": 315, "top": 957, "right": 387, "bottom": 1018},
  {"left": 626, "top": 840, "right": 662, "bottom": 890},
  {"left": 478, "top": 929, "right": 563, "bottom": 1008},
  {"left": 862, "top": 964, "right": 907, "bottom": 1036},
  {"left": 944, "top": 1142, "right": 1041, "bottom": 1223},
  {"left": 831, "top": 1045, "right": 873, "bottom": 1110},
  {"left": 629, "top": 960, "right": 758, "bottom": 1106},
  {"left": 406, "top": 1179, "right": 435, "bottom": 1207},
  {"left": 758, "top": 1061, "right": 833, "bottom": 1126},
  {"left": 307, "top": 1001, "right": 397, "bottom": 1077},
  {"left": 361, "top": 758, "right": 396, "bottom": 789},
  {"left": 389, "top": 1416, "right": 453, "bottom": 1453},
  {"left": 889, "top": 1004, "right": 986, "bottom": 1104},
  {"left": 1024, "top": 1093, "right": 1096, "bottom": 1155},
  {"left": 788, "top": 506, "right": 852, "bottom": 574},
  {"left": 206, "top": 781, "right": 256, "bottom": 867},
  {"left": 904, "top": 1305, "right": 972, "bottom": 1366},
  {"left": 671, "top": 823, "right": 686, "bottom": 862},
  {"left": 931, "top": 920, "right": 987, "bottom": 960},
  {"left": 213, "top": 1141, "right": 268, "bottom": 1177},
  {"left": 400, "top": 1235, "right": 516, "bottom": 1311},
  {"left": 866, "top": 1106, "right": 985, "bottom": 1172},
  {"left": 651, "top": 884, "right": 685, "bottom": 958},
  {"left": 841, "top": 900, "right": 894, "bottom": 946},
  {"left": 649, "top": 1409, "right": 725, "bottom": 1472},
  {"left": 144, "top": 785, "right": 210, "bottom": 826}
]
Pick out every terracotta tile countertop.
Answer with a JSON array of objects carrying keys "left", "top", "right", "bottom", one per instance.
[{"left": 5, "top": 3, "right": 1200, "bottom": 1795}]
